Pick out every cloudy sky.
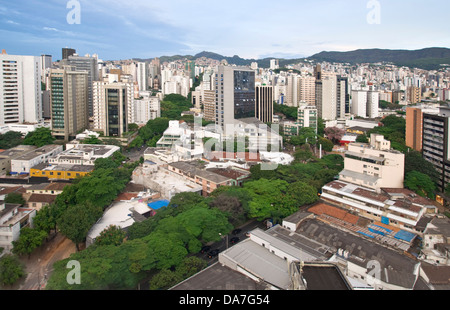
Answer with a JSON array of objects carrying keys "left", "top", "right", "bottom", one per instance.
[{"left": 1, "top": 0, "right": 449, "bottom": 61}]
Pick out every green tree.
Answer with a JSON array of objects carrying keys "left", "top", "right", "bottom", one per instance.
[
  {"left": 57, "top": 203, "right": 103, "bottom": 251},
  {"left": 356, "top": 134, "right": 369, "bottom": 143},
  {"left": 11, "top": 228, "right": 48, "bottom": 258},
  {"left": 0, "top": 254, "right": 25, "bottom": 286},
  {"left": 95, "top": 225, "right": 127, "bottom": 247},
  {"left": 0, "top": 131, "right": 23, "bottom": 149},
  {"left": 404, "top": 170, "right": 437, "bottom": 199},
  {"left": 23, "top": 127, "right": 55, "bottom": 147},
  {"left": 405, "top": 150, "right": 440, "bottom": 185},
  {"left": 82, "top": 135, "right": 103, "bottom": 145},
  {"left": 317, "top": 137, "right": 334, "bottom": 152},
  {"left": 5, "top": 193, "right": 25, "bottom": 205},
  {"left": 149, "top": 269, "right": 182, "bottom": 290}
]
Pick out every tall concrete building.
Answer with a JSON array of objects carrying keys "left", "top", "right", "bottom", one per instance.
[
  {"left": 133, "top": 96, "right": 160, "bottom": 125},
  {"left": 422, "top": 107, "right": 450, "bottom": 192},
  {"left": 255, "top": 85, "right": 273, "bottom": 123},
  {"left": 61, "top": 55, "right": 99, "bottom": 117},
  {"left": 50, "top": 66, "right": 89, "bottom": 141},
  {"left": 214, "top": 65, "right": 256, "bottom": 133},
  {"left": 298, "top": 103, "right": 318, "bottom": 132},
  {"left": 407, "top": 86, "right": 421, "bottom": 104},
  {"left": 137, "top": 62, "right": 148, "bottom": 92},
  {"left": 298, "top": 75, "right": 316, "bottom": 106},
  {"left": 337, "top": 75, "right": 349, "bottom": 116},
  {"left": 92, "top": 81, "right": 134, "bottom": 137},
  {"left": 406, "top": 107, "right": 424, "bottom": 152},
  {"left": 0, "top": 53, "right": 43, "bottom": 125},
  {"left": 315, "top": 74, "right": 337, "bottom": 121},
  {"left": 351, "top": 90, "right": 379, "bottom": 119},
  {"left": 203, "top": 90, "right": 216, "bottom": 122},
  {"left": 62, "top": 48, "right": 76, "bottom": 60}
]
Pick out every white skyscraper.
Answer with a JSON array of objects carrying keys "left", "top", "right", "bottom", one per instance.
[
  {"left": 315, "top": 74, "right": 337, "bottom": 121},
  {"left": 0, "top": 53, "right": 43, "bottom": 125},
  {"left": 137, "top": 62, "right": 148, "bottom": 91},
  {"left": 351, "top": 90, "right": 379, "bottom": 119}
]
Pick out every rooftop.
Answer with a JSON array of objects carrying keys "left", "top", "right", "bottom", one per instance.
[
  {"left": 169, "top": 161, "right": 232, "bottom": 184},
  {"left": 14, "top": 144, "right": 62, "bottom": 161},
  {"left": 294, "top": 217, "right": 419, "bottom": 289}
]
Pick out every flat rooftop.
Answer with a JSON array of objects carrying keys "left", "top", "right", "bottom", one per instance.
[
  {"left": 293, "top": 217, "right": 419, "bottom": 289},
  {"left": 171, "top": 262, "right": 270, "bottom": 290},
  {"left": 14, "top": 145, "right": 61, "bottom": 161}
]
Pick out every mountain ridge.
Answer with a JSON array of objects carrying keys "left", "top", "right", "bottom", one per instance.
[{"left": 133, "top": 47, "right": 450, "bottom": 70}]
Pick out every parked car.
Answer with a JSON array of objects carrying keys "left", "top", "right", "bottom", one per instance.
[
  {"left": 207, "top": 249, "right": 220, "bottom": 259},
  {"left": 230, "top": 237, "right": 240, "bottom": 244},
  {"left": 201, "top": 246, "right": 211, "bottom": 254},
  {"left": 232, "top": 229, "right": 242, "bottom": 235}
]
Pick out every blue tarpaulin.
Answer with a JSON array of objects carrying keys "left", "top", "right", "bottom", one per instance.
[
  {"left": 394, "top": 230, "right": 416, "bottom": 243},
  {"left": 368, "top": 227, "right": 386, "bottom": 236},
  {"left": 358, "top": 231, "right": 375, "bottom": 239},
  {"left": 148, "top": 200, "right": 170, "bottom": 210}
]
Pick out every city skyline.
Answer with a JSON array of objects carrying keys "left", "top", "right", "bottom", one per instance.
[{"left": 1, "top": 0, "right": 450, "bottom": 61}]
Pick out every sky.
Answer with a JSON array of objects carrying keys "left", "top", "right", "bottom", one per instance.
[{"left": 1, "top": 0, "right": 449, "bottom": 61}]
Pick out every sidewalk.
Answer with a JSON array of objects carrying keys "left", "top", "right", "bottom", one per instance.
[{"left": 0, "top": 233, "right": 76, "bottom": 290}]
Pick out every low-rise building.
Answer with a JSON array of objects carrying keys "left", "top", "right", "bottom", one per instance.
[
  {"left": 48, "top": 144, "right": 121, "bottom": 166},
  {"left": 0, "top": 202, "right": 36, "bottom": 254},
  {"left": 168, "top": 161, "right": 233, "bottom": 196},
  {"left": 339, "top": 134, "right": 405, "bottom": 192},
  {"left": 420, "top": 216, "right": 450, "bottom": 266},
  {"left": 30, "top": 163, "right": 93, "bottom": 180},
  {"left": 0, "top": 145, "right": 37, "bottom": 174},
  {"left": 10, "top": 145, "right": 63, "bottom": 175},
  {"left": 321, "top": 180, "right": 434, "bottom": 234}
]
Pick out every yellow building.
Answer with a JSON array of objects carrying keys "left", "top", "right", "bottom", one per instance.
[{"left": 30, "top": 163, "right": 93, "bottom": 180}]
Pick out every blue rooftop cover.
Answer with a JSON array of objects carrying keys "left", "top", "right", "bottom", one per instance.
[
  {"left": 148, "top": 200, "right": 170, "bottom": 210},
  {"left": 394, "top": 230, "right": 416, "bottom": 243}
]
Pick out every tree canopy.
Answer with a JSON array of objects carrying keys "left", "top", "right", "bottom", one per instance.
[{"left": 23, "top": 127, "right": 55, "bottom": 147}]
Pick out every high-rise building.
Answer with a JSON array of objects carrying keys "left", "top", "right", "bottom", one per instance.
[
  {"left": 422, "top": 107, "right": 450, "bottom": 192},
  {"left": 298, "top": 103, "right": 318, "bottom": 132},
  {"left": 214, "top": 65, "right": 256, "bottom": 133},
  {"left": 203, "top": 90, "right": 216, "bottom": 122},
  {"left": 298, "top": 75, "right": 316, "bottom": 106},
  {"left": 50, "top": 66, "right": 89, "bottom": 141},
  {"left": 270, "top": 59, "right": 279, "bottom": 70},
  {"left": 0, "top": 53, "right": 43, "bottom": 125},
  {"left": 255, "top": 85, "right": 273, "bottom": 123},
  {"left": 62, "top": 48, "right": 76, "bottom": 60},
  {"left": 137, "top": 62, "right": 148, "bottom": 92},
  {"left": 406, "top": 107, "right": 424, "bottom": 152},
  {"left": 337, "top": 75, "right": 349, "bottom": 116},
  {"left": 407, "top": 86, "right": 421, "bottom": 104},
  {"left": 315, "top": 74, "right": 337, "bottom": 121},
  {"left": 61, "top": 55, "right": 99, "bottom": 117},
  {"left": 133, "top": 96, "right": 161, "bottom": 125},
  {"left": 351, "top": 90, "right": 379, "bottom": 119},
  {"left": 185, "top": 60, "right": 195, "bottom": 81},
  {"left": 92, "top": 81, "right": 134, "bottom": 137}
]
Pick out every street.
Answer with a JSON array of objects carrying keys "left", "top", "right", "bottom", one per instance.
[
  {"left": 198, "top": 219, "right": 267, "bottom": 264},
  {"left": 1, "top": 233, "right": 76, "bottom": 290}
]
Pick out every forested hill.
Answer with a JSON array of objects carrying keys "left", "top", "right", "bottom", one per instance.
[
  {"left": 308, "top": 47, "right": 450, "bottom": 70},
  {"left": 133, "top": 47, "right": 450, "bottom": 70}
]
